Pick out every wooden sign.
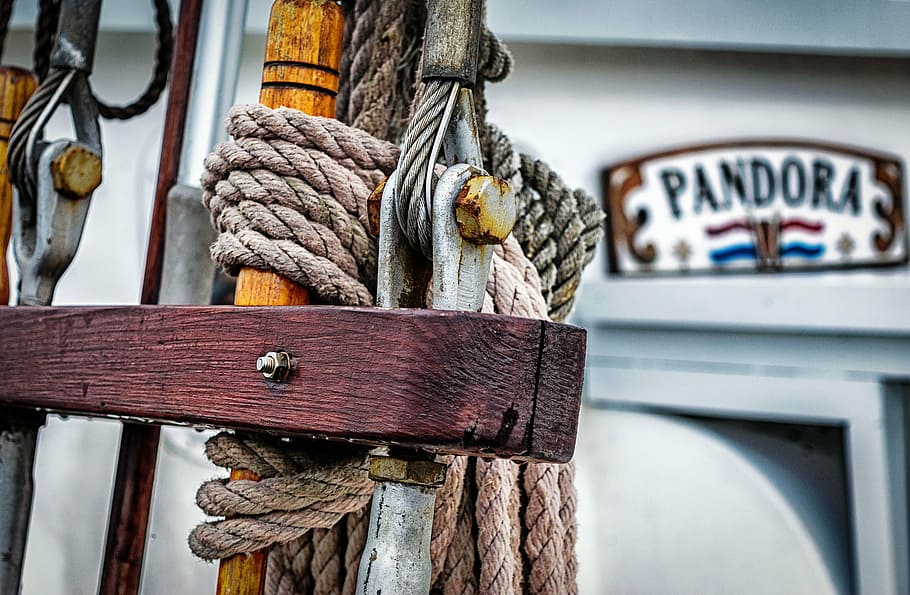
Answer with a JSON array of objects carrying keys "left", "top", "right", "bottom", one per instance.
[{"left": 602, "top": 141, "right": 908, "bottom": 275}]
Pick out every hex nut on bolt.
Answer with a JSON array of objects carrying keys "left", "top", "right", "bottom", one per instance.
[
  {"left": 454, "top": 175, "right": 516, "bottom": 245},
  {"left": 51, "top": 144, "right": 102, "bottom": 199},
  {"left": 256, "top": 351, "right": 291, "bottom": 382}
]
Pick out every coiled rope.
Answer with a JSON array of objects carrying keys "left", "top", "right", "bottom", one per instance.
[
  {"left": 195, "top": 2, "right": 604, "bottom": 593},
  {"left": 33, "top": 0, "right": 173, "bottom": 120}
]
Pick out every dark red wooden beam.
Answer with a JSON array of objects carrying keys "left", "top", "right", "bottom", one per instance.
[
  {"left": 0, "top": 306, "right": 585, "bottom": 462},
  {"left": 101, "top": 1, "right": 205, "bottom": 591}
]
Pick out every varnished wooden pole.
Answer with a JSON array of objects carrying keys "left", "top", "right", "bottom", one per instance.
[
  {"left": 216, "top": 2, "right": 344, "bottom": 594},
  {"left": 99, "top": 1, "right": 205, "bottom": 593},
  {"left": 0, "top": 67, "right": 37, "bottom": 304}
]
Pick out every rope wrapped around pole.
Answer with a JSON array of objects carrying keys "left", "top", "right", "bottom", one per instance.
[{"left": 195, "top": 4, "right": 605, "bottom": 592}]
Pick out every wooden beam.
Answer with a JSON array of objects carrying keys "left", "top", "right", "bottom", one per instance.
[
  {"left": 0, "top": 306, "right": 585, "bottom": 463},
  {"left": 233, "top": 0, "right": 345, "bottom": 306},
  {"left": 100, "top": 1, "right": 205, "bottom": 592}
]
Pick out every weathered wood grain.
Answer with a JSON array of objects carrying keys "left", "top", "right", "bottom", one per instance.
[
  {"left": 101, "top": 1, "right": 206, "bottom": 592},
  {"left": 233, "top": 0, "right": 346, "bottom": 306},
  {"left": 531, "top": 321, "right": 589, "bottom": 462},
  {"left": 0, "top": 306, "right": 585, "bottom": 462}
]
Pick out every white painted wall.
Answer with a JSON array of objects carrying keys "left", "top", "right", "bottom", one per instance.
[{"left": 4, "top": 22, "right": 910, "bottom": 595}]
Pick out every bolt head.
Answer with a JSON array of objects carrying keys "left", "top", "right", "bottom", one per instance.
[
  {"left": 454, "top": 176, "right": 516, "bottom": 245},
  {"left": 257, "top": 351, "right": 291, "bottom": 382},
  {"left": 51, "top": 144, "right": 102, "bottom": 199}
]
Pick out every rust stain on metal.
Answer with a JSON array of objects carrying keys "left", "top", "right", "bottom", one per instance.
[
  {"left": 51, "top": 144, "right": 102, "bottom": 199},
  {"left": 369, "top": 455, "right": 447, "bottom": 487},
  {"left": 367, "top": 177, "right": 387, "bottom": 237},
  {"left": 454, "top": 175, "right": 515, "bottom": 245}
]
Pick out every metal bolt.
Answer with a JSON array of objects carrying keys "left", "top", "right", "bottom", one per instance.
[
  {"left": 454, "top": 175, "right": 516, "bottom": 245},
  {"left": 256, "top": 351, "right": 290, "bottom": 382},
  {"left": 50, "top": 143, "right": 102, "bottom": 199}
]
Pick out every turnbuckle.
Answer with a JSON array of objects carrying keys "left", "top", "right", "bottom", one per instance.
[
  {"left": 12, "top": 0, "right": 103, "bottom": 306},
  {"left": 359, "top": 62, "right": 517, "bottom": 595}
]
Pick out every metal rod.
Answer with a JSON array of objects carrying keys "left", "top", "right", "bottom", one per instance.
[
  {"left": 177, "top": 0, "right": 247, "bottom": 189},
  {"left": 163, "top": 0, "right": 248, "bottom": 306},
  {"left": 0, "top": 410, "right": 42, "bottom": 595},
  {"left": 99, "top": 1, "right": 205, "bottom": 593},
  {"left": 422, "top": 0, "right": 483, "bottom": 85},
  {"left": 358, "top": 481, "right": 437, "bottom": 594},
  {"left": 50, "top": 0, "right": 103, "bottom": 72}
]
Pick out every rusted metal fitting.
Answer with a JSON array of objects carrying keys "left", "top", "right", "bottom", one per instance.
[
  {"left": 454, "top": 175, "right": 516, "bottom": 245},
  {"left": 369, "top": 455, "right": 447, "bottom": 487},
  {"left": 256, "top": 351, "right": 290, "bottom": 382},
  {"left": 50, "top": 144, "right": 102, "bottom": 199},
  {"left": 367, "top": 177, "right": 387, "bottom": 237}
]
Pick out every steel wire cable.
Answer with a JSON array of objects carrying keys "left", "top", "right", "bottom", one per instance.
[
  {"left": 7, "top": 68, "right": 71, "bottom": 207},
  {"left": 393, "top": 78, "right": 459, "bottom": 258}
]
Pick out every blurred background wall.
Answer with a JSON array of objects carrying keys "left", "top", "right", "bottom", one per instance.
[{"left": 4, "top": 1, "right": 910, "bottom": 593}]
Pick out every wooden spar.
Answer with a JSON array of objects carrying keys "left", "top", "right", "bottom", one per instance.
[
  {"left": 0, "top": 68, "right": 37, "bottom": 304},
  {"left": 232, "top": 0, "right": 345, "bottom": 308},
  {"left": 217, "top": 2, "right": 345, "bottom": 593},
  {"left": 0, "top": 305, "right": 585, "bottom": 462},
  {"left": 99, "top": 0, "right": 205, "bottom": 593}
]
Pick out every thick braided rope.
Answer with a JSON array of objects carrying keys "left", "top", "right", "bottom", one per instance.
[
  {"left": 430, "top": 455, "right": 468, "bottom": 582},
  {"left": 522, "top": 463, "right": 567, "bottom": 593},
  {"left": 342, "top": 508, "right": 369, "bottom": 595},
  {"left": 483, "top": 125, "right": 604, "bottom": 322},
  {"left": 195, "top": 463, "right": 372, "bottom": 517},
  {"left": 198, "top": 61, "right": 599, "bottom": 595},
  {"left": 558, "top": 463, "right": 579, "bottom": 595},
  {"left": 475, "top": 459, "right": 521, "bottom": 593},
  {"left": 311, "top": 525, "right": 343, "bottom": 594},
  {"left": 336, "top": 0, "right": 424, "bottom": 141},
  {"left": 515, "top": 155, "right": 603, "bottom": 321},
  {"left": 202, "top": 105, "right": 396, "bottom": 306},
  {"left": 435, "top": 458, "right": 479, "bottom": 595},
  {"left": 189, "top": 433, "right": 373, "bottom": 560},
  {"left": 267, "top": 536, "right": 314, "bottom": 595}
]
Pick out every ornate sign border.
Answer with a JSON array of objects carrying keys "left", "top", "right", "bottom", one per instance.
[{"left": 601, "top": 140, "right": 908, "bottom": 276}]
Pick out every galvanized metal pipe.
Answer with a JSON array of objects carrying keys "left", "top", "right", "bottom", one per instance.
[
  {"left": 50, "top": 0, "right": 103, "bottom": 73},
  {"left": 356, "top": 481, "right": 438, "bottom": 594},
  {"left": 159, "top": 0, "right": 247, "bottom": 307},
  {"left": 159, "top": 186, "right": 218, "bottom": 305},
  {"left": 177, "top": 0, "right": 248, "bottom": 189},
  {"left": 422, "top": 0, "right": 483, "bottom": 85},
  {"left": 0, "top": 412, "right": 41, "bottom": 594}
]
